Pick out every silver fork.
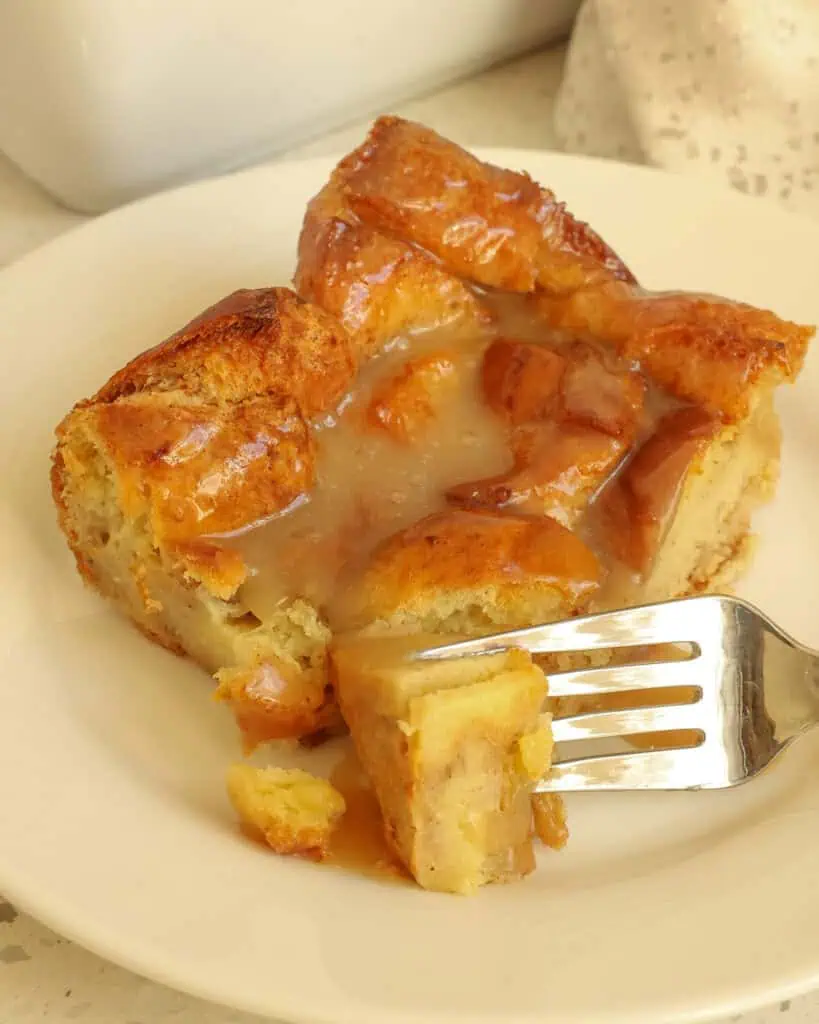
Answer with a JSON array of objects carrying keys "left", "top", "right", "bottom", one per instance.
[{"left": 412, "top": 594, "right": 819, "bottom": 792}]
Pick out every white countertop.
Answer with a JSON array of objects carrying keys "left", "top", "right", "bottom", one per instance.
[{"left": 0, "top": 44, "right": 814, "bottom": 1024}]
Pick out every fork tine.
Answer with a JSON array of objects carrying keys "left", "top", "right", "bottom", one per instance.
[
  {"left": 410, "top": 596, "right": 718, "bottom": 661},
  {"left": 536, "top": 745, "right": 717, "bottom": 792},
  {"left": 547, "top": 658, "right": 699, "bottom": 697},
  {"left": 551, "top": 702, "right": 704, "bottom": 744}
]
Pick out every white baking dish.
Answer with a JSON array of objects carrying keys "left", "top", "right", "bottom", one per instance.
[{"left": 0, "top": 0, "right": 578, "bottom": 213}]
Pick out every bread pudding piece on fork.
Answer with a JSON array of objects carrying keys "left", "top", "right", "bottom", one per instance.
[{"left": 333, "top": 637, "right": 554, "bottom": 894}]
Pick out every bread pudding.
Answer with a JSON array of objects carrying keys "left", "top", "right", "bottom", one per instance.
[
  {"left": 333, "top": 638, "right": 554, "bottom": 894},
  {"left": 52, "top": 116, "right": 813, "bottom": 892}
]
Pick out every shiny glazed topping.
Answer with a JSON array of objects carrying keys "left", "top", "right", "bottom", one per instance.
[
  {"left": 234, "top": 322, "right": 510, "bottom": 622},
  {"left": 227, "top": 293, "right": 717, "bottom": 620}
]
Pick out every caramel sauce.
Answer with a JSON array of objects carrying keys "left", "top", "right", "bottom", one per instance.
[
  {"left": 325, "top": 750, "right": 408, "bottom": 882},
  {"left": 223, "top": 290, "right": 711, "bottom": 624},
  {"left": 232, "top": 323, "right": 511, "bottom": 623}
]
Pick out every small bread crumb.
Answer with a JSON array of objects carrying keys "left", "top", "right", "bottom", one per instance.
[{"left": 226, "top": 764, "right": 345, "bottom": 860}]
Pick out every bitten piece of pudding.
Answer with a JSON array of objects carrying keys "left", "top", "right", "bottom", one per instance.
[{"left": 333, "top": 638, "right": 555, "bottom": 894}]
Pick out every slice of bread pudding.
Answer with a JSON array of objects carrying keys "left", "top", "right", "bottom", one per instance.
[
  {"left": 333, "top": 638, "right": 553, "bottom": 894},
  {"left": 52, "top": 116, "right": 813, "bottom": 891}
]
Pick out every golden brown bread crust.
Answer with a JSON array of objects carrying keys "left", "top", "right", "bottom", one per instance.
[
  {"left": 344, "top": 509, "right": 601, "bottom": 632},
  {"left": 96, "top": 286, "right": 356, "bottom": 418},
  {"left": 83, "top": 394, "right": 312, "bottom": 544},
  {"left": 536, "top": 283, "right": 812, "bottom": 422},
  {"left": 53, "top": 288, "right": 349, "bottom": 565},
  {"left": 332, "top": 116, "right": 636, "bottom": 294},
  {"left": 297, "top": 117, "right": 812, "bottom": 428},
  {"left": 294, "top": 181, "right": 489, "bottom": 354}
]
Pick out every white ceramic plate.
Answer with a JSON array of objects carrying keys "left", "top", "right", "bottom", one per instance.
[{"left": 2, "top": 151, "right": 819, "bottom": 1024}]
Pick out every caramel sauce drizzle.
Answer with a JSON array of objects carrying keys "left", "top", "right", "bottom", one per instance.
[
  {"left": 325, "top": 750, "right": 408, "bottom": 882},
  {"left": 227, "top": 291, "right": 710, "bottom": 619}
]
